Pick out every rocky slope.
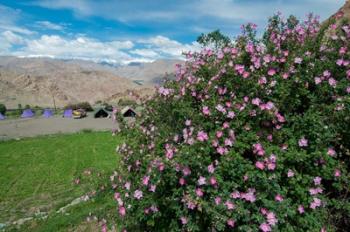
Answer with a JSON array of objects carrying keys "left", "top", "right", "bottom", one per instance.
[{"left": 0, "top": 56, "right": 149, "bottom": 108}]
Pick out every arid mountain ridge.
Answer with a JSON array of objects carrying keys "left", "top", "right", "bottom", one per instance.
[{"left": 0, "top": 56, "right": 180, "bottom": 108}]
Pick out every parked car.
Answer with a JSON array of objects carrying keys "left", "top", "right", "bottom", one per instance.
[{"left": 73, "top": 109, "right": 86, "bottom": 119}]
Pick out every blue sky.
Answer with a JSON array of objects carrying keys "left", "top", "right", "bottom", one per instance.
[{"left": 0, "top": 0, "right": 345, "bottom": 64}]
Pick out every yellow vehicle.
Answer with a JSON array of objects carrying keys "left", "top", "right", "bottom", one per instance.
[{"left": 73, "top": 109, "right": 87, "bottom": 119}]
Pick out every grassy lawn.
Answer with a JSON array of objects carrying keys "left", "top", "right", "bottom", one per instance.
[{"left": 0, "top": 131, "right": 121, "bottom": 229}]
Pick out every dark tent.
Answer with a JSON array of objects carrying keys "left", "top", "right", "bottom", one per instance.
[
  {"left": 42, "top": 109, "right": 53, "bottom": 118},
  {"left": 94, "top": 109, "right": 109, "bottom": 118},
  {"left": 21, "top": 109, "right": 34, "bottom": 118},
  {"left": 63, "top": 109, "right": 73, "bottom": 118},
  {"left": 121, "top": 107, "right": 137, "bottom": 117},
  {"left": 0, "top": 112, "right": 5, "bottom": 120}
]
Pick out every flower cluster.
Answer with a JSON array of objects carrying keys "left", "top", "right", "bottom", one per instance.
[{"left": 111, "top": 13, "right": 350, "bottom": 231}]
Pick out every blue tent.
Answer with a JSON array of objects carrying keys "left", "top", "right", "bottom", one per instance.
[
  {"left": 42, "top": 109, "right": 53, "bottom": 118},
  {"left": 63, "top": 109, "right": 72, "bottom": 118},
  {"left": 0, "top": 113, "right": 5, "bottom": 120},
  {"left": 21, "top": 109, "right": 34, "bottom": 118}
]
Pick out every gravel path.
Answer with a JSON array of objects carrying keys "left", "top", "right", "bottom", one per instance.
[{"left": 0, "top": 115, "right": 117, "bottom": 140}]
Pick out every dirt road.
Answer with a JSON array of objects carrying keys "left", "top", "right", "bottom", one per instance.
[{"left": 0, "top": 115, "right": 117, "bottom": 140}]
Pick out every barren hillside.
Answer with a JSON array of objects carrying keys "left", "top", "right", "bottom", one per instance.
[{"left": 0, "top": 57, "right": 150, "bottom": 108}]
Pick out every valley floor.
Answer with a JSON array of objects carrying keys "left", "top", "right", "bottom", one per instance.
[{"left": 0, "top": 115, "right": 118, "bottom": 140}]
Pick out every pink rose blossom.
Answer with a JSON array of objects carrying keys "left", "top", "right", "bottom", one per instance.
[
  {"left": 294, "top": 57, "right": 303, "bottom": 64},
  {"left": 179, "top": 178, "right": 186, "bottom": 186},
  {"left": 243, "top": 71, "right": 250, "bottom": 78},
  {"left": 202, "top": 106, "right": 210, "bottom": 116},
  {"left": 182, "top": 167, "right": 191, "bottom": 176},
  {"left": 298, "top": 137, "right": 308, "bottom": 147},
  {"left": 287, "top": 169, "right": 295, "bottom": 177},
  {"left": 336, "top": 59, "right": 344, "bottom": 66},
  {"left": 198, "top": 176, "right": 206, "bottom": 186},
  {"left": 323, "top": 70, "right": 331, "bottom": 78},
  {"left": 230, "top": 191, "right": 241, "bottom": 199},
  {"left": 267, "top": 134, "right": 273, "bottom": 142},
  {"left": 227, "top": 111, "right": 236, "bottom": 118},
  {"left": 253, "top": 143, "right": 265, "bottom": 156},
  {"left": 227, "top": 219, "right": 235, "bottom": 227},
  {"left": 216, "top": 130, "right": 223, "bottom": 138},
  {"left": 268, "top": 68, "right": 276, "bottom": 76},
  {"left": 142, "top": 175, "right": 150, "bottom": 186},
  {"left": 196, "top": 188, "right": 204, "bottom": 197},
  {"left": 197, "top": 131, "right": 209, "bottom": 142},
  {"left": 282, "top": 73, "right": 289, "bottom": 79},
  {"left": 260, "top": 208, "right": 268, "bottom": 215},
  {"left": 255, "top": 161, "right": 265, "bottom": 170},
  {"left": 334, "top": 169, "right": 341, "bottom": 177},
  {"left": 259, "top": 76, "right": 267, "bottom": 85},
  {"left": 252, "top": 98, "right": 261, "bottom": 106},
  {"left": 119, "top": 206, "right": 126, "bottom": 217},
  {"left": 327, "top": 148, "right": 336, "bottom": 157},
  {"left": 266, "top": 212, "right": 278, "bottom": 226},
  {"left": 134, "top": 190, "right": 143, "bottom": 200},
  {"left": 309, "top": 187, "right": 323, "bottom": 195},
  {"left": 328, "top": 78, "right": 337, "bottom": 87},
  {"left": 241, "top": 189, "right": 256, "bottom": 202},
  {"left": 215, "top": 196, "right": 222, "bottom": 205},
  {"left": 208, "top": 164, "right": 215, "bottom": 173},
  {"left": 314, "top": 176, "right": 322, "bottom": 185},
  {"left": 217, "top": 146, "right": 228, "bottom": 155},
  {"left": 267, "top": 161, "right": 276, "bottom": 170},
  {"left": 275, "top": 194, "right": 284, "bottom": 202},
  {"left": 310, "top": 197, "right": 321, "bottom": 209},
  {"left": 209, "top": 176, "right": 217, "bottom": 186},
  {"left": 149, "top": 184, "right": 156, "bottom": 192},
  {"left": 298, "top": 205, "right": 305, "bottom": 214},
  {"left": 217, "top": 51, "right": 224, "bottom": 59},
  {"left": 260, "top": 223, "right": 272, "bottom": 232},
  {"left": 224, "top": 138, "right": 234, "bottom": 146},
  {"left": 124, "top": 182, "right": 131, "bottom": 190},
  {"left": 186, "top": 201, "right": 196, "bottom": 210},
  {"left": 225, "top": 200, "right": 235, "bottom": 210},
  {"left": 180, "top": 216, "right": 188, "bottom": 225},
  {"left": 102, "top": 224, "right": 107, "bottom": 232}
]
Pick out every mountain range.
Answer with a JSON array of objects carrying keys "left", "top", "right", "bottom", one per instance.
[{"left": 0, "top": 56, "right": 180, "bottom": 108}]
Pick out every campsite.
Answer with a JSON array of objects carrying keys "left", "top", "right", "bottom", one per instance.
[{"left": 0, "top": 106, "right": 140, "bottom": 140}]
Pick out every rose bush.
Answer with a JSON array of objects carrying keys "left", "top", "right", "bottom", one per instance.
[{"left": 111, "top": 13, "right": 350, "bottom": 231}]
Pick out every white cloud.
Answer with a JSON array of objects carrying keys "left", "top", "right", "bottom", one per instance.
[
  {"left": 137, "top": 36, "right": 200, "bottom": 58},
  {"left": 130, "top": 49, "right": 159, "bottom": 58},
  {"left": 6, "top": 34, "right": 196, "bottom": 65},
  {"left": 35, "top": 21, "right": 65, "bottom": 30},
  {"left": 0, "top": 4, "right": 34, "bottom": 35},
  {"left": 2, "top": 31, "right": 25, "bottom": 45},
  {"left": 13, "top": 35, "right": 134, "bottom": 64}
]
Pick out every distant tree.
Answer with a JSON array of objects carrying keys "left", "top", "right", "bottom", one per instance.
[
  {"left": 24, "top": 104, "right": 31, "bottom": 109},
  {"left": 64, "top": 102, "right": 93, "bottom": 112},
  {"left": 118, "top": 98, "right": 137, "bottom": 108},
  {"left": 0, "top": 103, "right": 6, "bottom": 114},
  {"left": 18, "top": 104, "right": 22, "bottom": 110},
  {"left": 196, "top": 29, "right": 231, "bottom": 50}
]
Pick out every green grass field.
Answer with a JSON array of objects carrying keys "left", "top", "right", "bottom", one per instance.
[{"left": 0, "top": 132, "right": 121, "bottom": 230}]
